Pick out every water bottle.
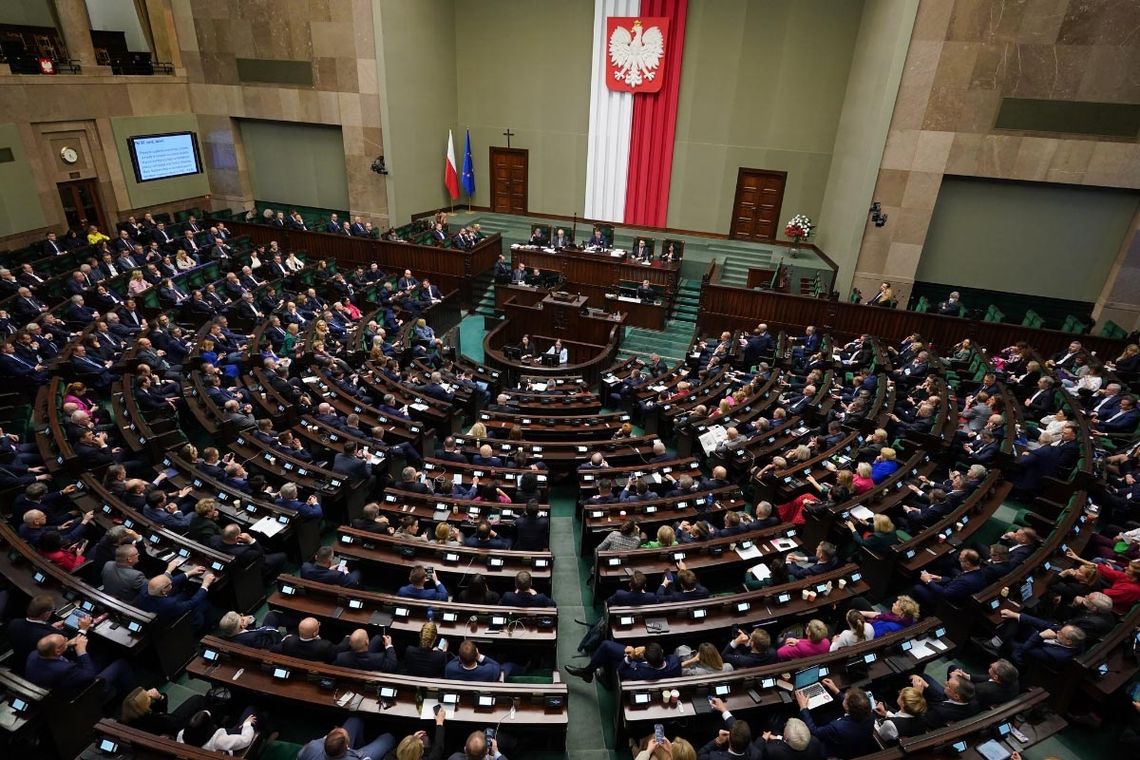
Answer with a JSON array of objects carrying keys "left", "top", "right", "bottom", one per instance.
[{"left": 426, "top": 607, "right": 435, "bottom": 623}]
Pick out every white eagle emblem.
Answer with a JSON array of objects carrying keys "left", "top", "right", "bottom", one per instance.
[{"left": 608, "top": 19, "right": 664, "bottom": 89}]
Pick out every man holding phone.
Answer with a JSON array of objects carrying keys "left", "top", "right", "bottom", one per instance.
[{"left": 445, "top": 729, "right": 505, "bottom": 760}]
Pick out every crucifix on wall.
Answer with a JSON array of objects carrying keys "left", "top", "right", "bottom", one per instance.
[{"left": 502, "top": 128, "right": 515, "bottom": 148}]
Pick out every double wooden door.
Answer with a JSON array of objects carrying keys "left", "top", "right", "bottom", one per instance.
[
  {"left": 729, "top": 168, "right": 786, "bottom": 241},
  {"left": 490, "top": 147, "right": 528, "bottom": 214},
  {"left": 57, "top": 178, "right": 108, "bottom": 235}
]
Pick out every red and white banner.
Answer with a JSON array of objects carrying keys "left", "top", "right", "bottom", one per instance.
[
  {"left": 605, "top": 17, "right": 669, "bottom": 93},
  {"left": 443, "top": 129, "right": 459, "bottom": 200},
  {"left": 585, "top": 0, "right": 687, "bottom": 227}
]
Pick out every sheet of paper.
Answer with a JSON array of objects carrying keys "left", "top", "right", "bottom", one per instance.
[
  {"left": 748, "top": 561, "right": 771, "bottom": 580},
  {"left": 850, "top": 505, "right": 875, "bottom": 521},
  {"left": 420, "top": 702, "right": 456, "bottom": 720},
  {"left": 736, "top": 544, "right": 763, "bottom": 561},
  {"left": 250, "top": 515, "right": 285, "bottom": 537}
]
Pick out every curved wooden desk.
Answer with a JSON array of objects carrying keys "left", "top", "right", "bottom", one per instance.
[{"left": 484, "top": 292, "right": 624, "bottom": 386}]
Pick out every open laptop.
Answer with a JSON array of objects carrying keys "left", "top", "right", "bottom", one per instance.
[{"left": 794, "top": 665, "right": 834, "bottom": 709}]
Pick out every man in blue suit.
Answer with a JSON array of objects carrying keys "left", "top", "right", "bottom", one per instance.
[
  {"left": 1095, "top": 396, "right": 1138, "bottom": 434},
  {"left": 445, "top": 640, "right": 517, "bottom": 681},
  {"left": 301, "top": 546, "right": 362, "bottom": 588},
  {"left": 25, "top": 632, "right": 135, "bottom": 698},
  {"left": 135, "top": 570, "right": 216, "bottom": 630},
  {"left": 500, "top": 571, "right": 555, "bottom": 608},
  {"left": 324, "top": 214, "right": 341, "bottom": 233},
  {"left": 912, "top": 548, "right": 989, "bottom": 609},
  {"left": 565, "top": 640, "right": 681, "bottom": 684},
  {"left": 604, "top": 570, "right": 659, "bottom": 607},
  {"left": 1009, "top": 431, "right": 1063, "bottom": 498},
  {"left": 795, "top": 682, "right": 877, "bottom": 759},
  {"left": 396, "top": 566, "right": 448, "bottom": 600}
]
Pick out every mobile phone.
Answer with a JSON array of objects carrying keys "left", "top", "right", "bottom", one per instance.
[
  {"left": 484, "top": 728, "right": 496, "bottom": 746},
  {"left": 433, "top": 704, "right": 443, "bottom": 715},
  {"left": 426, "top": 567, "right": 434, "bottom": 579},
  {"left": 654, "top": 724, "right": 665, "bottom": 744}
]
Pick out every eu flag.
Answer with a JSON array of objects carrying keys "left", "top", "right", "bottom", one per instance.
[{"left": 461, "top": 129, "right": 476, "bottom": 196}]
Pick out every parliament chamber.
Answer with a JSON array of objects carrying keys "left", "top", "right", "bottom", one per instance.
[{"left": 2, "top": 2, "right": 1140, "bottom": 760}]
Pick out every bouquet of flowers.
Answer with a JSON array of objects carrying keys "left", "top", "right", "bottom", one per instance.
[{"left": 784, "top": 214, "right": 814, "bottom": 242}]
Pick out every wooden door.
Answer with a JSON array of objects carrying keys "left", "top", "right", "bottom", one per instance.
[
  {"left": 57, "top": 178, "right": 107, "bottom": 234},
  {"left": 729, "top": 169, "right": 786, "bottom": 242},
  {"left": 490, "top": 147, "right": 528, "bottom": 214}
]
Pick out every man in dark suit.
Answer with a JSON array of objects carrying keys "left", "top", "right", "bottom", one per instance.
[
  {"left": 24, "top": 632, "right": 134, "bottom": 698},
  {"left": 795, "top": 683, "right": 877, "bottom": 758},
  {"left": 1013, "top": 624, "right": 1085, "bottom": 669},
  {"left": 510, "top": 262, "right": 528, "bottom": 284},
  {"left": 324, "top": 213, "right": 341, "bottom": 234},
  {"left": 8, "top": 595, "right": 63, "bottom": 675},
  {"left": 41, "top": 232, "right": 65, "bottom": 256},
  {"left": 218, "top": 610, "right": 284, "bottom": 649},
  {"left": 273, "top": 617, "right": 336, "bottom": 663},
  {"left": 996, "top": 591, "right": 1115, "bottom": 649},
  {"left": 946, "top": 660, "right": 1019, "bottom": 709},
  {"left": 741, "top": 325, "right": 775, "bottom": 368},
  {"left": 912, "top": 548, "right": 990, "bottom": 609},
  {"left": 499, "top": 571, "right": 555, "bottom": 607},
  {"left": 430, "top": 222, "right": 447, "bottom": 243},
  {"left": 604, "top": 571, "right": 659, "bottom": 607},
  {"left": 1009, "top": 431, "right": 1064, "bottom": 498},
  {"left": 332, "top": 441, "right": 374, "bottom": 483},
  {"left": 301, "top": 545, "right": 362, "bottom": 587},
  {"left": 333, "top": 628, "right": 397, "bottom": 672},
  {"left": 1096, "top": 396, "right": 1139, "bottom": 434},
  {"left": 513, "top": 500, "right": 549, "bottom": 551},
  {"left": 349, "top": 217, "right": 367, "bottom": 236},
  {"left": 787, "top": 541, "right": 841, "bottom": 579},
  {"left": 492, "top": 254, "right": 511, "bottom": 282},
  {"left": 565, "top": 640, "right": 680, "bottom": 684},
  {"left": 551, "top": 228, "right": 571, "bottom": 250},
  {"left": 720, "top": 629, "right": 776, "bottom": 669},
  {"left": 135, "top": 570, "right": 216, "bottom": 630},
  {"left": 911, "top": 673, "right": 981, "bottom": 728}
]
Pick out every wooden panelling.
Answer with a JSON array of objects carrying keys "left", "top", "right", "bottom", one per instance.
[{"left": 697, "top": 284, "right": 1128, "bottom": 356}]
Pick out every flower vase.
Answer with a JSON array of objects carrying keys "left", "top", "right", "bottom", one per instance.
[{"left": 789, "top": 236, "right": 801, "bottom": 258}]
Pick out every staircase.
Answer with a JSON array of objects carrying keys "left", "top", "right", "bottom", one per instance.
[
  {"left": 711, "top": 244, "right": 780, "bottom": 287},
  {"left": 673, "top": 278, "right": 701, "bottom": 326},
  {"left": 471, "top": 271, "right": 498, "bottom": 318}
]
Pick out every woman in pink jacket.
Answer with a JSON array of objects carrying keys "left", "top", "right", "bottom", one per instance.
[{"left": 777, "top": 619, "right": 831, "bottom": 661}]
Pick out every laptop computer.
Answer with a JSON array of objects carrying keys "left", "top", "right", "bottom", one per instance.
[{"left": 793, "top": 665, "right": 834, "bottom": 709}]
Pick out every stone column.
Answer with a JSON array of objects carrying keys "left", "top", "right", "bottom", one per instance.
[
  {"left": 1093, "top": 207, "right": 1140, "bottom": 334},
  {"left": 144, "top": 0, "right": 184, "bottom": 70},
  {"left": 52, "top": 0, "right": 110, "bottom": 74}
]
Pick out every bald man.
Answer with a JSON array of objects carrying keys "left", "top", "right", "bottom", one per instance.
[
  {"left": 699, "top": 465, "right": 731, "bottom": 491},
  {"left": 333, "top": 628, "right": 397, "bottom": 672},
  {"left": 273, "top": 617, "right": 336, "bottom": 663},
  {"left": 25, "top": 632, "right": 134, "bottom": 698},
  {"left": 135, "top": 569, "right": 214, "bottom": 630},
  {"left": 449, "top": 729, "right": 507, "bottom": 760},
  {"left": 298, "top": 717, "right": 395, "bottom": 760}
]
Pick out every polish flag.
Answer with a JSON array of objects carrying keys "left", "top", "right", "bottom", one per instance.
[{"left": 444, "top": 130, "right": 460, "bottom": 200}]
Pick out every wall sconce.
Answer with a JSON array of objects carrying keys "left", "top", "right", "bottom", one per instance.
[{"left": 869, "top": 201, "right": 887, "bottom": 228}]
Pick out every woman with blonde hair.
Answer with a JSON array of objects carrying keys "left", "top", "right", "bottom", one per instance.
[
  {"left": 845, "top": 513, "right": 900, "bottom": 552},
  {"left": 120, "top": 686, "right": 207, "bottom": 736},
  {"left": 467, "top": 421, "right": 487, "bottom": 441},
  {"left": 634, "top": 736, "right": 696, "bottom": 760},
  {"left": 853, "top": 461, "right": 875, "bottom": 493},
  {"left": 856, "top": 595, "right": 920, "bottom": 636},
  {"left": 127, "top": 269, "right": 149, "bottom": 296},
  {"left": 641, "top": 524, "right": 676, "bottom": 549},
  {"left": 777, "top": 619, "right": 830, "bottom": 660},
  {"left": 174, "top": 249, "right": 195, "bottom": 271},
  {"left": 875, "top": 685, "right": 928, "bottom": 741},
  {"left": 391, "top": 708, "right": 446, "bottom": 759}
]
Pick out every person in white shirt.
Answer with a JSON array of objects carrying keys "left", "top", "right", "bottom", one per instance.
[
  {"left": 829, "top": 609, "right": 876, "bottom": 650},
  {"left": 546, "top": 339, "right": 568, "bottom": 365},
  {"left": 178, "top": 709, "right": 257, "bottom": 754}
]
